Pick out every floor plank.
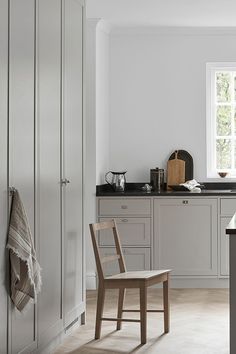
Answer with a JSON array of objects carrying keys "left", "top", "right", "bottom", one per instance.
[{"left": 54, "top": 288, "right": 229, "bottom": 354}]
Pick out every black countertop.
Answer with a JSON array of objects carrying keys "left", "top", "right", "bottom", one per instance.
[{"left": 96, "top": 182, "right": 236, "bottom": 197}]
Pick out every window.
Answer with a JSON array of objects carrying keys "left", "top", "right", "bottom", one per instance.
[{"left": 207, "top": 63, "right": 236, "bottom": 178}]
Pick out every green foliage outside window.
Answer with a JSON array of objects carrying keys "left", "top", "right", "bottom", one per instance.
[{"left": 215, "top": 71, "right": 236, "bottom": 171}]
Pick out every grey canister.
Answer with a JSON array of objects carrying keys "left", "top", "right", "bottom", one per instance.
[{"left": 150, "top": 168, "right": 164, "bottom": 191}]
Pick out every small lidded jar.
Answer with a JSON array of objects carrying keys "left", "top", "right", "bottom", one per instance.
[{"left": 150, "top": 168, "right": 165, "bottom": 191}]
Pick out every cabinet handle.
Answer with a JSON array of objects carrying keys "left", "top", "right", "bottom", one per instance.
[
  {"left": 182, "top": 200, "right": 188, "bottom": 204},
  {"left": 121, "top": 219, "right": 128, "bottom": 222},
  {"left": 121, "top": 205, "right": 128, "bottom": 209},
  {"left": 61, "top": 178, "right": 70, "bottom": 186}
]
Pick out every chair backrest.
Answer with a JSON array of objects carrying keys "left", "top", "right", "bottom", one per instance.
[{"left": 89, "top": 220, "right": 127, "bottom": 282}]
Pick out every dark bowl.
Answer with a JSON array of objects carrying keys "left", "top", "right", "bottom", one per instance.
[{"left": 218, "top": 172, "right": 228, "bottom": 178}]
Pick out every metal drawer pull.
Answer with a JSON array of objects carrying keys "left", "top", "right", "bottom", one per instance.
[
  {"left": 182, "top": 200, "right": 188, "bottom": 204},
  {"left": 121, "top": 205, "right": 128, "bottom": 209},
  {"left": 61, "top": 178, "right": 70, "bottom": 185},
  {"left": 121, "top": 219, "right": 128, "bottom": 222}
]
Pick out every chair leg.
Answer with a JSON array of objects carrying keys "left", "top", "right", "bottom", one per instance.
[
  {"left": 95, "top": 286, "right": 105, "bottom": 339},
  {"left": 163, "top": 277, "right": 170, "bottom": 333},
  {"left": 116, "top": 287, "right": 125, "bottom": 330},
  {"left": 140, "top": 285, "right": 147, "bottom": 344}
]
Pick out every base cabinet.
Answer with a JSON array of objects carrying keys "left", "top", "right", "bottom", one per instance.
[
  {"left": 220, "top": 218, "right": 230, "bottom": 276},
  {"left": 220, "top": 198, "right": 236, "bottom": 277},
  {"left": 97, "top": 198, "right": 152, "bottom": 276},
  {"left": 154, "top": 198, "right": 218, "bottom": 276}
]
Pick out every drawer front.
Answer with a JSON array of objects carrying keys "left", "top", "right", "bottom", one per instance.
[
  {"left": 98, "top": 198, "right": 151, "bottom": 216},
  {"left": 220, "top": 198, "right": 236, "bottom": 215},
  {"left": 98, "top": 217, "right": 151, "bottom": 246},
  {"left": 99, "top": 247, "right": 151, "bottom": 276}
]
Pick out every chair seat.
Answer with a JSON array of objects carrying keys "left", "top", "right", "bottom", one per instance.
[{"left": 105, "top": 270, "right": 171, "bottom": 281}]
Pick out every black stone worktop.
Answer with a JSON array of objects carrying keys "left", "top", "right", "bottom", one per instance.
[{"left": 96, "top": 182, "right": 236, "bottom": 197}]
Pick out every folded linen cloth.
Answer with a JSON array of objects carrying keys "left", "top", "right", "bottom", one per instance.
[
  {"left": 6, "top": 190, "right": 41, "bottom": 312},
  {"left": 180, "top": 179, "right": 201, "bottom": 191}
]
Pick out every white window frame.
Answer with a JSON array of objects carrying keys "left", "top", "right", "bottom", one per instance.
[{"left": 206, "top": 62, "right": 236, "bottom": 178}]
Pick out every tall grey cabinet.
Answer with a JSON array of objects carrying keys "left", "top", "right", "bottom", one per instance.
[{"left": 0, "top": 0, "right": 85, "bottom": 353}]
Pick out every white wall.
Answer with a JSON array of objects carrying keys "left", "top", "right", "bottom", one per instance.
[
  {"left": 109, "top": 28, "right": 236, "bottom": 182},
  {"left": 85, "top": 19, "right": 98, "bottom": 289},
  {"left": 96, "top": 21, "right": 110, "bottom": 184},
  {"left": 85, "top": 19, "right": 110, "bottom": 289}
]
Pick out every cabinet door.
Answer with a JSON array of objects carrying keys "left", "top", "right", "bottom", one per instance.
[
  {"left": 62, "top": 0, "right": 84, "bottom": 328},
  {"left": 98, "top": 217, "right": 151, "bottom": 246},
  {"left": 37, "top": 0, "right": 63, "bottom": 347},
  {"left": 9, "top": 1, "right": 36, "bottom": 352},
  {"left": 154, "top": 198, "right": 217, "bottom": 276},
  {"left": 99, "top": 247, "right": 151, "bottom": 276},
  {"left": 220, "top": 217, "right": 231, "bottom": 276},
  {"left": 0, "top": 1, "right": 9, "bottom": 353}
]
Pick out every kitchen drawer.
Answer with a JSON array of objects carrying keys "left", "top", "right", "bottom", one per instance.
[
  {"left": 98, "top": 198, "right": 151, "bottom": 216},
  {"left": 98, "top": 217, "right": 151, "bottom": 246},
  {"left": 220, "top": 198, "right": 236, "bottom": 215},
  {"left": 99, "top": 247, "right": 151, "bottom": 276}
]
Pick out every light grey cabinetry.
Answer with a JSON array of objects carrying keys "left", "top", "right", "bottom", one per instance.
[
  {"left": 9, "top": 0, "right": 36, "bottom": 352},
  {"left": 100, "top": 247, "right": 151, "bottom": 276},
  {"left": 0, "top": 1, "right": 9, "bottom": 353},
  {"left": 97, "top": 198, "right": 152, "bottom": 274},
  {"left": 0, "top": 0, "right": 85, "bottom": 353},
  {"left": 220, "top": 198, "right": 236, "bottom": 276},
  {"left": 153, "top": 198, "right": 218, "bottom": 276},
  {"left": 63, "top": 0, "right": 84, "bottom": 328},
  {"left": 37, "top": 0, "right": 62, "bottom": 346}
]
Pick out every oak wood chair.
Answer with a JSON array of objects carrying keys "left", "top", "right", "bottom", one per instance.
[{"left": 89, "top": 220, "right": 171, "bottom": 344}]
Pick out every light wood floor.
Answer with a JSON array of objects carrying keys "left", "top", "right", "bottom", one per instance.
[{"left": 54, "top": 288, "right": 229, "bottom": 354}]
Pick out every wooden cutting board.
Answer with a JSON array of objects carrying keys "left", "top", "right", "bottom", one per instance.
[{"left": 167, "top": 150, "right": 185, "bottom": 188}]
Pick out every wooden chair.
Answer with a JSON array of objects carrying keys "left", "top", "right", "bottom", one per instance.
[{"left": 89, "top": 220, "right": 171, "bottom": 344}]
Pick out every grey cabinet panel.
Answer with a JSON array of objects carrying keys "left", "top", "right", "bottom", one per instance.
[
  {"left": 9, "top": 0, "right": 36, "bottom": 352},
  {"left": 37, "top": 0, "right": 63, "bottom": 345},
  {"left": 99, "top": 198, "right": 151, "bottom": 216},
  {"left": 63, "top": 0, "right": 84, "bottom": 328},
  {"left": 99, "top": 247, "right": 151, "bottom": 276},
  {"left": 0, "top": 1, "right": 9, "bottom": 353},
  {"left": 98, "top": 217, "right": 151, "bottom": 246},
  {"left": 220, "top": 217, "right": 231, "bottom": 276},
  {"left": 154, "top": 198, "right": 218, "bottom": 276},
  {"left": 221, "top": 198, "right": 236, "bottom": 216}
]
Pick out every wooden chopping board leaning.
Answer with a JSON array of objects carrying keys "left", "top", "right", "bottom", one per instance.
[{"left": 167, "top": 150, "right": 185, "bottom": 189}]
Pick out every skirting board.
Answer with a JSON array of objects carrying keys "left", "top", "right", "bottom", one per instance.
[
  {"left": 86, "top": 271, "right": 97, "bottom": 289},
  {"left": 169, "top": 277, "right": 229, "bottom": 288}
]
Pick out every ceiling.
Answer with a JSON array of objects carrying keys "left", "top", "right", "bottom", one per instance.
[{"left": 86, "top": 0, "right": 236, "bottom": 28}]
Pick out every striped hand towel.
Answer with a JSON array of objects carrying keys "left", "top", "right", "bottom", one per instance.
[{"left": 7, "top": 190, "right": 41, "bottom": 312}]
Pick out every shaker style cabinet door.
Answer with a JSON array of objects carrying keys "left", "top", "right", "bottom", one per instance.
[
  {"left": 99, "top": 247, "right": 151, "bottom": 276},
  {"left": 8, "top": 0, "right": 36, "bottom": 353},
  {"left": 0, "top": 1, "right": 9, "bottom": 353},
  {"left": 37, "top": 0, "right": 63, "bottom": 347},
  {"left": 154, "top": 198, "right": 218, "bottom": 276},
  {"left": 62, "top": 0, "right": 84, "bottom": 328},
  {"left": 220, "top": 217, "right": 230, "bottom": 276}
]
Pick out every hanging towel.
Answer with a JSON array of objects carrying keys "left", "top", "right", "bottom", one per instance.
[{"left": 6, "top": 190, "right": 41, "bottom": 312}]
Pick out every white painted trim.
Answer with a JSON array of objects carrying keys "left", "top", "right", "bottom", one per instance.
[
  {"left": 86, "top": 271, "right": 97, "bottom": 290},
  {"left": 110, "top": 26, "right": 236, "bottom": 36},
  {"left": 97, "top": 20, "right": 112, "bottom": 35}
]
